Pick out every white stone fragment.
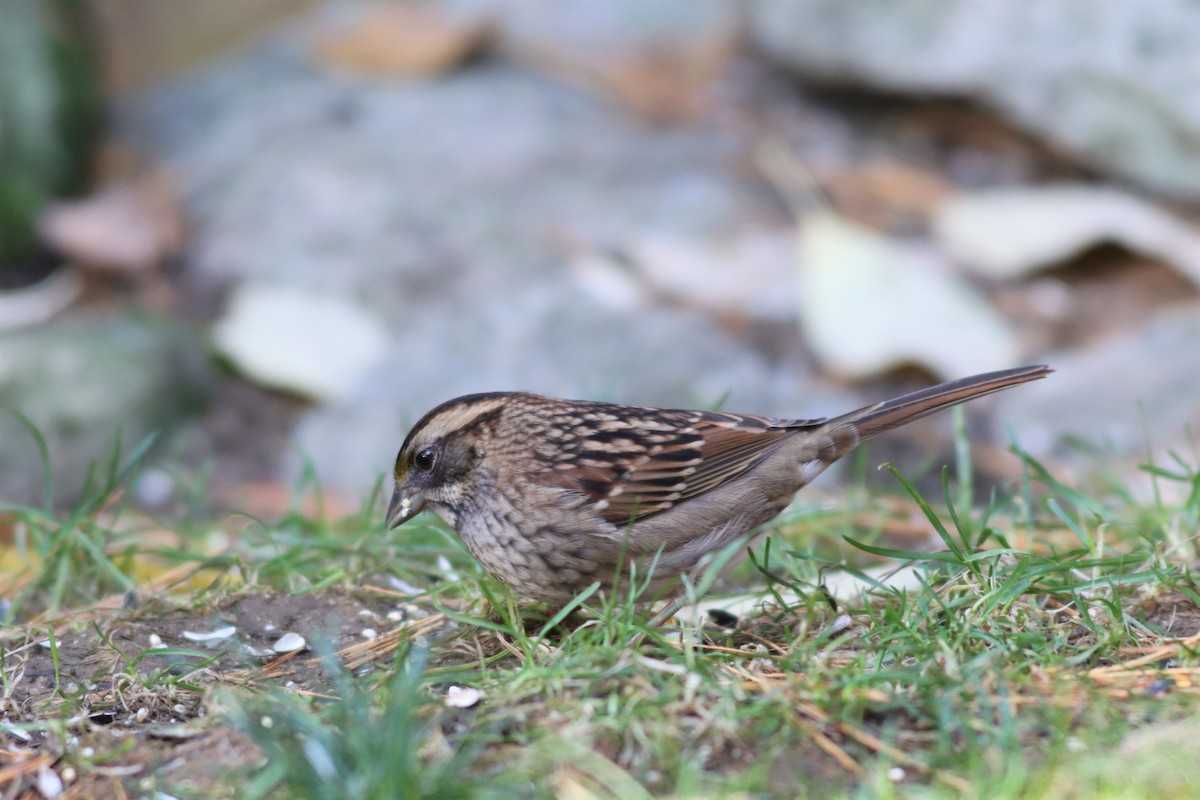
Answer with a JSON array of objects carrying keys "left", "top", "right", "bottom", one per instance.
[
  {"left": 435, "top": 555, "right": 459, "bottom": 580},
  {"left": 386, "top": 577, "right": 425, "bottom": 596},
  {"left": 444, "top": 685, "right": 483, "bottom": 708},
  {"left": 272, "top": 632, "right": 308, "bottom": 653},
  {"left": 212, "top": 284, "right": 388, "bottom": 403},
  {"left": 37, "top": 767, "right": 63, "bottom": 798},
  {"left": 181, "top": 626, "right": 236, "bottom": 642}
]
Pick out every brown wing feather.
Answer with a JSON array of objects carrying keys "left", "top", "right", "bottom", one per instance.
[{"left": 537, "top": 404, "right": 826, "bottom": 526}]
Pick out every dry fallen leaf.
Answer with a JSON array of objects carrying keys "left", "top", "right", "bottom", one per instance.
[
  {"left": 593, "top": 36, "right": 739, "bottom": 122},
  {"left": 497, "top": 6, "right": 742, "bottom": 122},
  {"left": 818, "top": 160, "right": 954, "bottom": 230},
  {"left": 37, "top": 172, "right": 184, "bottom": 275},
  {"left": 313, "top": 3, "right": 492, "bottom": 78}
]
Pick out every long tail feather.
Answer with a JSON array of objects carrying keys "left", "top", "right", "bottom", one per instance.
[{"left": 833, "top": 364, "right": 1052, "bottom": 443}]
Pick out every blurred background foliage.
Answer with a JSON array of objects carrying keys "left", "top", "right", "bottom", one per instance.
[{"left": 0, "top": 0, "right": 100, "bottom": 281}]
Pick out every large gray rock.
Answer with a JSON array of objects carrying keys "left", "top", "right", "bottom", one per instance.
[
  {"left": 124, "top": 58, "right": 759, "bottom": 310},
  {"left": 0, "top": 316, "right": 210, "bottom": 506},
  {"left": 118, "top": 24, "right": 814, "bottom": 497},
  {"left": 751, "top": 0, "right": 1200, "bottom": 199}
]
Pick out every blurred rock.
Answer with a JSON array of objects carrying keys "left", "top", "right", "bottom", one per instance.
[
  {"left": 37, "top": 173, "right": 185, "bottom": 275},
  {"left": 934, "top": 186, "right": 1200, "bottom": 284},
  {"left": 575, "top": 230, "right": 798, "bottom": 322},
  {"left": 212, "top": 283, "right": 388, "bottom": 403},
  {"left": 311, "top": 2, "right": 492, "bottom": 78},
  {"left": 0, "top": 316, "right": 210, "bottom": 505},
  {"left": 994, "top": 304, "right": 1200, "bottom": 459},
  {"left": 751, "top": 0, "right": 1200, "bottom": 199},
  {"left": 0, "top": 269, "right": 82, "bottom": 330},
  {"left": 149, "top": 62, "right": 763, "bottom": 313},
  {"left": 798, "top": 212, "right": 1019, "bottom": 379}
]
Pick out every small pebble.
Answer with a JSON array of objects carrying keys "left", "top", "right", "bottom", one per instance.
[
  {"left": 444, "top": 685, "right": 483, "bottom": 708},
  {"left": 181, "top": 626, "right": 236, "bottom": 642},
  {"left": 134, "top": 468, "right": 174, "bottom": 506},
  {"left": 387, "top": 577, "right": 425, "bottom": 595},
  {"left": 361, "top": 628, "right": 378, "bottom": 640},
  {"left": 829, "top": 614, "right": 853, "bottom": 634},
  {"left": 435, "top": 555, "right": 459, "bottom": 579},
  {"left": 148, "top": 633, "right": 164, "bottom": 648},
  {"left": 887, "top": 767, "right": 906, "bottom": 783},
  {"left": 37, "top": 767, "right": 63, "bottom": 798},
  {"left": 386, "top": 609, "right": 405, "bottom": 622},
  {"left": 6, "top": 726, "right": 31, "bottom": 742},
  {"left": 273, "top": 632, "right": 307, "bottom": 653}
]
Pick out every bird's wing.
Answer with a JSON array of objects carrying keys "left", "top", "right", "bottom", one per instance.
[{"left": 535, "top": 404, "right": 823, "bottom": 526}]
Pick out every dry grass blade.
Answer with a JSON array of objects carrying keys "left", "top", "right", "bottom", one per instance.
[
  {"left": 791, "top": 712, "right": 866, "bottom": 778},
  {"left": 0, "top": 752, "right": 54, "bottom": 787},
  {"left": 793, "top": 700, "right": 971, "bottom": 793},
  {"left": 335, "top": 614, "right": 445, "bottom": 670},
  {"left": 1108, "top": 631, "right": 1200, "bottom": 669},
  {"left": 221, "top": 613, "right": 448, "bottom": 693}
]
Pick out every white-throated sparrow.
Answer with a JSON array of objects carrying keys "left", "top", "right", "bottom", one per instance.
[{"left": 387, "top": 365, "right": 1050, "bottom": 602}]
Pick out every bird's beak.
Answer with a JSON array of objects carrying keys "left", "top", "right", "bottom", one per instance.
[{"left": 386, "top": 488, "right": 426, "bottom": 529}]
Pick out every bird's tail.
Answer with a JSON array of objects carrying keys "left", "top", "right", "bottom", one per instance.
[{"left": 830, "top": 364, "right": 1051, "bottom": 445}]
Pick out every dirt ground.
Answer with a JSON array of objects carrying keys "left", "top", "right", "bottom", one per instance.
[{"left": 1, "top": 588, "right": 455, "bottom": 797}]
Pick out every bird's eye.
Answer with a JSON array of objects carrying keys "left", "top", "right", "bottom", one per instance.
[{"left": 412, "top": 447, "right": 436, "bottom": 472}]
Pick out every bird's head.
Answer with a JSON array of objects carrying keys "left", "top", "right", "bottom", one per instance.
[{"left": 386, "top": 393, "right": 510, "bottom": 529}]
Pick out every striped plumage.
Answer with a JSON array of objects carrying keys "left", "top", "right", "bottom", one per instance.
[{"left": 388, "top": 365, "right": 1051, "bottom": 602}]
